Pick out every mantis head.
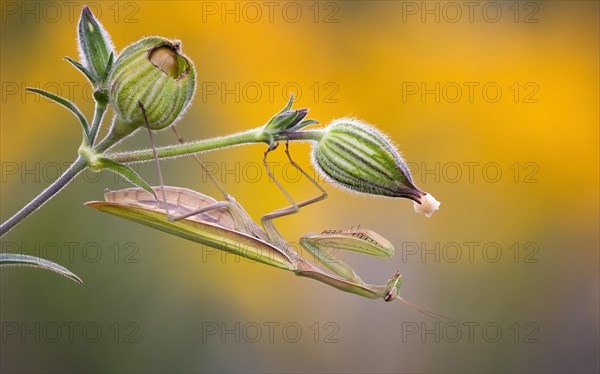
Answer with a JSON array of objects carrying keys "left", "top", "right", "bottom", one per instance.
[{"left": 383, "top": 271, "right": 402, "bottom": 302}]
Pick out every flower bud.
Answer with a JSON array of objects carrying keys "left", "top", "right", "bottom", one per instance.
[
  {"left": 77, "top": 6, "right": 114, "bottom": 84},
  {"left": 262, "top": 94, "right": 317, "bottom": 135},
  {"left": 109, "top": 37, "right": 196, "bottom": 135},
  {"left": 264, "top": 108, "right": 308, "bottom": 134},
  {"left": 311, "top": 119, "right": 440, "bottom": 216}
]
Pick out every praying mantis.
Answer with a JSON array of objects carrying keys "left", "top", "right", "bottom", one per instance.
[{"left": 87, "top": 103, "right": 455, "bottom": 322}]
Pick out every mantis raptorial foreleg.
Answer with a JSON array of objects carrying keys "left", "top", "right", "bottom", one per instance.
[{"left": 299, "top": 233, "right": 365, "bottom": 284}]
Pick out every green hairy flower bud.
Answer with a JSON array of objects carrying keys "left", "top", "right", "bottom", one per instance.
[
  {"left": 312, "top": 119, "right": 440, "bottom": 216},
  {"left": 108, "top": 37, "right": 196, "bottom": 136},
  {"left": 77, "top": 6, "right": 115, "bottom": 85}
]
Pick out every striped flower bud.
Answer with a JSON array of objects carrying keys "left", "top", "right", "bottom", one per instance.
[
  {"left": 311, "top": 119, "right": 440, "bottom": 216},
  {"left": 108, "top": 37, "right": 196, "bottom": 136}
]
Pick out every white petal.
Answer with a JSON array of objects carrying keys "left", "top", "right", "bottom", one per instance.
[{"left": 413, "top": 193, "right": 440, "bottom": 217}]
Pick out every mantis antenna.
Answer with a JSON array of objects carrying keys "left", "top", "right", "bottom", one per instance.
[{"left": 396, "top": 297, "right": 462, "bottom": 325}]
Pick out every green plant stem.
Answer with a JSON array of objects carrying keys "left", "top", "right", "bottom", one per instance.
[
  {"left": 0, "top": 126, "right": 125, "bottom": 238},
  {"left": 95, "top": 129, "right": 130, "bottom": 153},
  {"left": 0, "top": 157, "right": 87, "bottom": 237},
  {"left": 88, "top": 102, "right": 107, "bottom": 145},
  {"left": 281, "top": 130, "right": 324, "bottom": 142},
  {"left": 0, "top": 125, "right": 324, "bottom": 238},
  {"left": 109, "top": 128, "right": 265, "bottom": 163},
  {"left": 109, "top": 128, "right": 325, "bottom": 164}
]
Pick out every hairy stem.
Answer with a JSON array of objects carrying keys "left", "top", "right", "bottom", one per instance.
[
  {"left": 109, "top": 128, "right": 325, "bottom": 164},
  {"left": 110, "top": 128, "right": 267, "bottom": 163},
  {"left": 280, "top": 130, "right": 324, "bottom": 142},
  {"left": 88, "top": 102, "right": 108, "bottom": 145},
  {"left": 0, "top": 157, "right": 87, "bottom": 237}
]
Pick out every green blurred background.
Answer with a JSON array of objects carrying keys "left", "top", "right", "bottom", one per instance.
[{"left": 1, "top": 1, "right": 598, "bottom": 373}]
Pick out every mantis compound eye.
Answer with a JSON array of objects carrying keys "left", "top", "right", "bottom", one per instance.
[
  {"left": 384, "top": 288, "right": 398, "bottom": 302},
  {"left": 383, "top": 271, "right": 402, "bottom": 302}
]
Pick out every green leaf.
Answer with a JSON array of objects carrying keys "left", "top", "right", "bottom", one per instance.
[
  {"left": 278, "top": 93, "right": 295, "bottom": 114},
  {"left": 65, "top": 56, "right": 97, "bottom": 85},
  {"left": 101, "top": 52, "right": 115, "bottom": 84},
  {"left": 96, "top": 158, "right": 157, "bottom": 199},
  {"left": 288, "top": 118, "right": 319, "bottom": 133},
  {"left": 0, "top": 253, "right": 82, "bottom": 284},
  {"left": 26, "top": 87, "right": 89, "bottom": 139}
]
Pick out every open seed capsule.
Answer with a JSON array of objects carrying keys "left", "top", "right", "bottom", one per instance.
[{"left": 108, "top": 37, "right": 196, "bottom": 136}]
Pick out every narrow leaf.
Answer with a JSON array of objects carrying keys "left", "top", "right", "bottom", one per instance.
[
  {"left": 288, "top": 119, "right": 319, "bottom": 132},
  {"left": 65, "top": 56, "right": 97, "bottom": 85},
  {"left": 275, "top": 93, "right": 295, "bottom": 115},
  {"left": 26, "top": 87, "right": 89, "bottom": 138},
  {"left": 0, "top": 253, "right": 82, "bottom": 284},
  {"left": 101, "top": 52, "right": 115, "bottom": 83},
  {"left": 96, "top": 158, "right": 157, "bottom": 199}
]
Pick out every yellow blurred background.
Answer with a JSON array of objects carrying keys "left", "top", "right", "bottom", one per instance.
[{"left": 1, "top": 1, "right": 598, "bottom": 372}]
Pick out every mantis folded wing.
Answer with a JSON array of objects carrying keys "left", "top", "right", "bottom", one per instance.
[{"left": 86, "top": 186, "right": 402, "bottom": 301}]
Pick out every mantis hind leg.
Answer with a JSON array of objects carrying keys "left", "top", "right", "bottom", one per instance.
[
  {"left": 171, "top": 125, "right": 230, "bottom": 199},
  {"left": 139, "top": 102, "right": 232, "bottom": 222},
  {"left": 261, "top": 142, "right": 328, "bottom": 245}
]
